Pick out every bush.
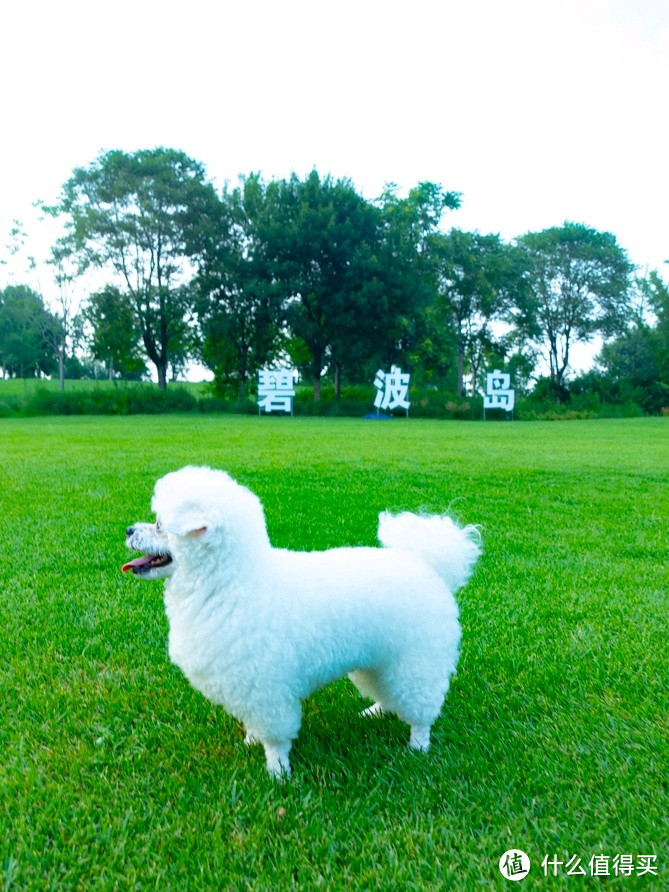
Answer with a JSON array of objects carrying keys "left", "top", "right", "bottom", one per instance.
[
  {"left": 13, "top": 385, "right": 197, "bottom": 417},
  {"left": 410, "top": 389, "right": 482, "bottom": 420},
  {"left": 518, "top": 374, "right": 648, "bottom": 420},
  {"left": 198, "top": 396, "right": 257, "bottom": 414},
  {"left": 1, "top": 378, "right": 652, "bottom": 421}
]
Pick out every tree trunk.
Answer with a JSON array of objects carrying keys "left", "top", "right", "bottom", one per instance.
[
  {"left": 59, "top": 340, "right": 65, "bottom": 391},
  {"left": 470, "top": 355, "right": 480, "bottom": 397},
  {"left": 156, "top": 362, "right": 168, "bottom": 390},
  {"left": 456, "top": 346, "right": 465, "bottom": 398},
  {"left": 238, "top": 349, "right": 248, "bottom": 400},
  {"left": 312, "top": 350, "right": 323, "bottom": 401},
  {"left": 334, "top": 362, "right": 342, "bottom": 398}
]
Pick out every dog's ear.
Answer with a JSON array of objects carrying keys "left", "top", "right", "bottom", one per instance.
[{"left": 161, "top": 511, "right": 209, "bottom": 538}]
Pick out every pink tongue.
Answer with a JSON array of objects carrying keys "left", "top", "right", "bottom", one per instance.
[{"left": 122, "top": 555, "right": 156, "bottom": 573}]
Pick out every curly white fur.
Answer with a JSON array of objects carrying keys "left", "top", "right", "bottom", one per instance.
[{"left": 124, "top": 466, "right": 481, "bottom": 778}]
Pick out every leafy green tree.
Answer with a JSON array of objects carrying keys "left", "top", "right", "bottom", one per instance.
[
  {"left": 376, "top": 183, "right": 461, "bottom": 374},
  {"left": 84, "top": 286, "right": 147, "bottom": 379},
  {"left": 514, "top": 222, "right": 633, "bottom": 392},
  {"left": 196, "top": 174, "right": 286, "bottom": 396},
  {"left": 50, "top": 148, "right": 219, "bottom": 388},
  {"left": 260, "top": 170, "right": 389, "bottom": 399},
  {"left": 428, "top": 230, "right": 526, "bottom": 396},
  {"left": 0, "top": 285, "right": 59, "bottom": 378},
  {"left": 46, "top": 244, "right": 79, "bottom": 391},
  {"left": 587, "top": 270, "right": 669, "bottom": 412}
]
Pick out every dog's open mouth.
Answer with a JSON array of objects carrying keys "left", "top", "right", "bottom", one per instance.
[{"left": 122, "top": 553, "right": 173, "bottom": 575}]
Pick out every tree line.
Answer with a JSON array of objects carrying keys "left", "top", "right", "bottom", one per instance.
[{"left": 1, "top": 147, "right": 667, "bottom": 411}]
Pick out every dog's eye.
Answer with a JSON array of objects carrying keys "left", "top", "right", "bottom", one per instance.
[{"left": 156, "top": 521, "right": 163, "bottom": 534}]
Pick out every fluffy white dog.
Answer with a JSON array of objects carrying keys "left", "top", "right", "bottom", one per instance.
[{"left": 123, "top": 466, "right": 481, "bottom": 778}]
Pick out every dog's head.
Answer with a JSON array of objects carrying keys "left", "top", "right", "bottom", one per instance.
[
  {"left": 122, "top": 466, "right": 269, "bottom": 579},
  {"left": 123, "top": 520, "right": 175, "bottom": 579}
]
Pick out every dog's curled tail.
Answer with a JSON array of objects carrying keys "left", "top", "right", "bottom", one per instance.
[{"left": 377, "top": 511, "right": 481, "bottom": 593}]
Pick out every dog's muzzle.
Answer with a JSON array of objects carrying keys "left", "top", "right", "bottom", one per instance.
[{"left": 122, "top": 525, "right": 174, "bottom": 577}]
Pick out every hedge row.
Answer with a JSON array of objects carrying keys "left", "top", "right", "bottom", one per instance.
[
  {"left": 0, "top": 386, "right": 199, "bottom": 417},
  {"left": 0, "top": 383, "right": 649, "bottom": 420}
]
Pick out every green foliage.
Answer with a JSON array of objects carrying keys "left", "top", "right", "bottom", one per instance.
[
  {"left": 0, "top": 376, "right": 656, "bottom": 420},
  {"left": 51, "top": 148, "right": 219, "bottom": 388},
  {"left": 427, "top": 230, "right": 527, "bottom": 396},
  {"left": 374, "top": 183, "right": 461, "bottom": 378},
  {"left": 514, "top": 223, "right": 633, "bottom": 391},
  {"left": 0, "top": 381, "right": 197, "bottom": 416},
  {"left": 8, "top": 149, "right": 663, "bottom": 413},
  {"left": 0, "top": 416, "right": 666, "bottom": 888},
  {"left": 196, "top": 174, "right": 288, "bottom": 396},
  {"left": 0, "top": 285, "right": 60, "bottom": 377},
  {"left": 261, "top": 170, "right": 389, "bottom": 397},
  {"left": 580, "top": 271, "right": 669, "bottom": 414},
  {"left": 84, "top": 286, "right": 147, "bottom": 379}
]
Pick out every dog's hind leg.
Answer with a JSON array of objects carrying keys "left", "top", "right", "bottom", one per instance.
[
  {"left": 349, "top": 670, "right": 387, "bottom": 717},
  {"left": 360, "top": 655, "right": 447, "bottom": 752},
  {"left": 263, "top": 740, "right": 292, "bottom": 779},
  {"left": 408, "top": 724, "right": 431, "bottom": 752}
]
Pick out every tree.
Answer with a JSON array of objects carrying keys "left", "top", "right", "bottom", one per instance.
[
  {"left": 0, "top": 285, "right": 59, "bottom": 378},
  {"left": 50, "top": 148, "right": 219, "bottom": 388},
  {"left": 45, "top": 244, "right": 80, "bottom": 391},
  {"left": 196, "top": 174, "right": 286, "bottom": 396},
  {"left": 588, "top": 270, "right": 669, "bottom": 412},
  {"left": 514, "top": 223, "right": 633, "bottom": 392},
  {"left": 260, "top": 170, "right": 387, "bottom": 399},
  {"left": 3, "top": 215, "right": 78, "bottom": 388},
  {"left": 428, "top": 230, "right": 526, "bottom": 396},
  {"left": 84, "top": 286, "right": 147, "bottom": 379},
  {"left": 376, "top": 183, "right": 461, "bottom": 375}
]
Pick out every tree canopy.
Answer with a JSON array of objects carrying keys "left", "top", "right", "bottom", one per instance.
[
  {"left": 195, "top": 174, "right": 287, "bottom": 395},
  {"left": 0, "top": 285, "right": 59, "bottom": 378},
  {"left": 514, "top": 223, "right": 633, "bottom": 391},
  {"left": 262, "top": 170, "right": 386, "bottom": 399},
  {"left": 4, "top": 148, "right": 662, "bottom": 413},
  {"left": 51, "top": 148, "right": 219, "bottom": 388},
  {"left": 429, "top": 229, "right": 527, "bottom": 396}
]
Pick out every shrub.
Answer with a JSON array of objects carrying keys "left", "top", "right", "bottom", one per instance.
[{"left": 16, "top": 385, "right": 197, "bottom": 416}]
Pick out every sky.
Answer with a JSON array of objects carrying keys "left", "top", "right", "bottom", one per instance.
[{"left": 1, "top": 0, "right": 668, "bottom": 371}]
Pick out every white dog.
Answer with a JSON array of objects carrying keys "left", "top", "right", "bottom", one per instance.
[{"left": 123, "top": 466, "right": 481, "bottom": 778}]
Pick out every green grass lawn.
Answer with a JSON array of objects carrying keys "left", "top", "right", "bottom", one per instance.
[{"left": 1, "top": 416, "right": 667, "bottom": 889}]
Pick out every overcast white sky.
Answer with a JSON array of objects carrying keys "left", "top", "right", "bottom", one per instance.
[{"left": 1, "top": 0, "right": 668, "bottom": 297}]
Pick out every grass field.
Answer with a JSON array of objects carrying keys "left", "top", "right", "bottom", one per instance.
[{"left": 1, "top": 416, "right": 667, "bottom": 889}]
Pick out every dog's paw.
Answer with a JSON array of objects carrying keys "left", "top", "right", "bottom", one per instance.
[
  {"left": 267, "top": 760, "right": 292, "bottom": 781},
  {"left": 408, "top": 725, "right": 431, "bottom": 752},
  {"left": 263, "top": 741, "right": 292, "bottom": 780},
  {"left": 360, "top": 702, "right": 385, "bottom": 719}
]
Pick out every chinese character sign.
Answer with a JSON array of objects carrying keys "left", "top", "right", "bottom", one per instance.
[
  {"left": 257, "top": 368, "right": 296, "bottom": 414},
  {"left": 484, "top": 369, "right": 514, "bottom": 414},
  {"left": 373, "top": 365, "right": 411, "bottom": 413}
]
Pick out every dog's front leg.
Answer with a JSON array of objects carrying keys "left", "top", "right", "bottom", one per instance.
[{"left": 263, "top": 740, "right": 292, "bottom": 779}]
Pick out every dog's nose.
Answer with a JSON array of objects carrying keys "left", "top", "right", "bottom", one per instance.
[{"left": 126, "top": 526, "right": 135, "bottom": 538}]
